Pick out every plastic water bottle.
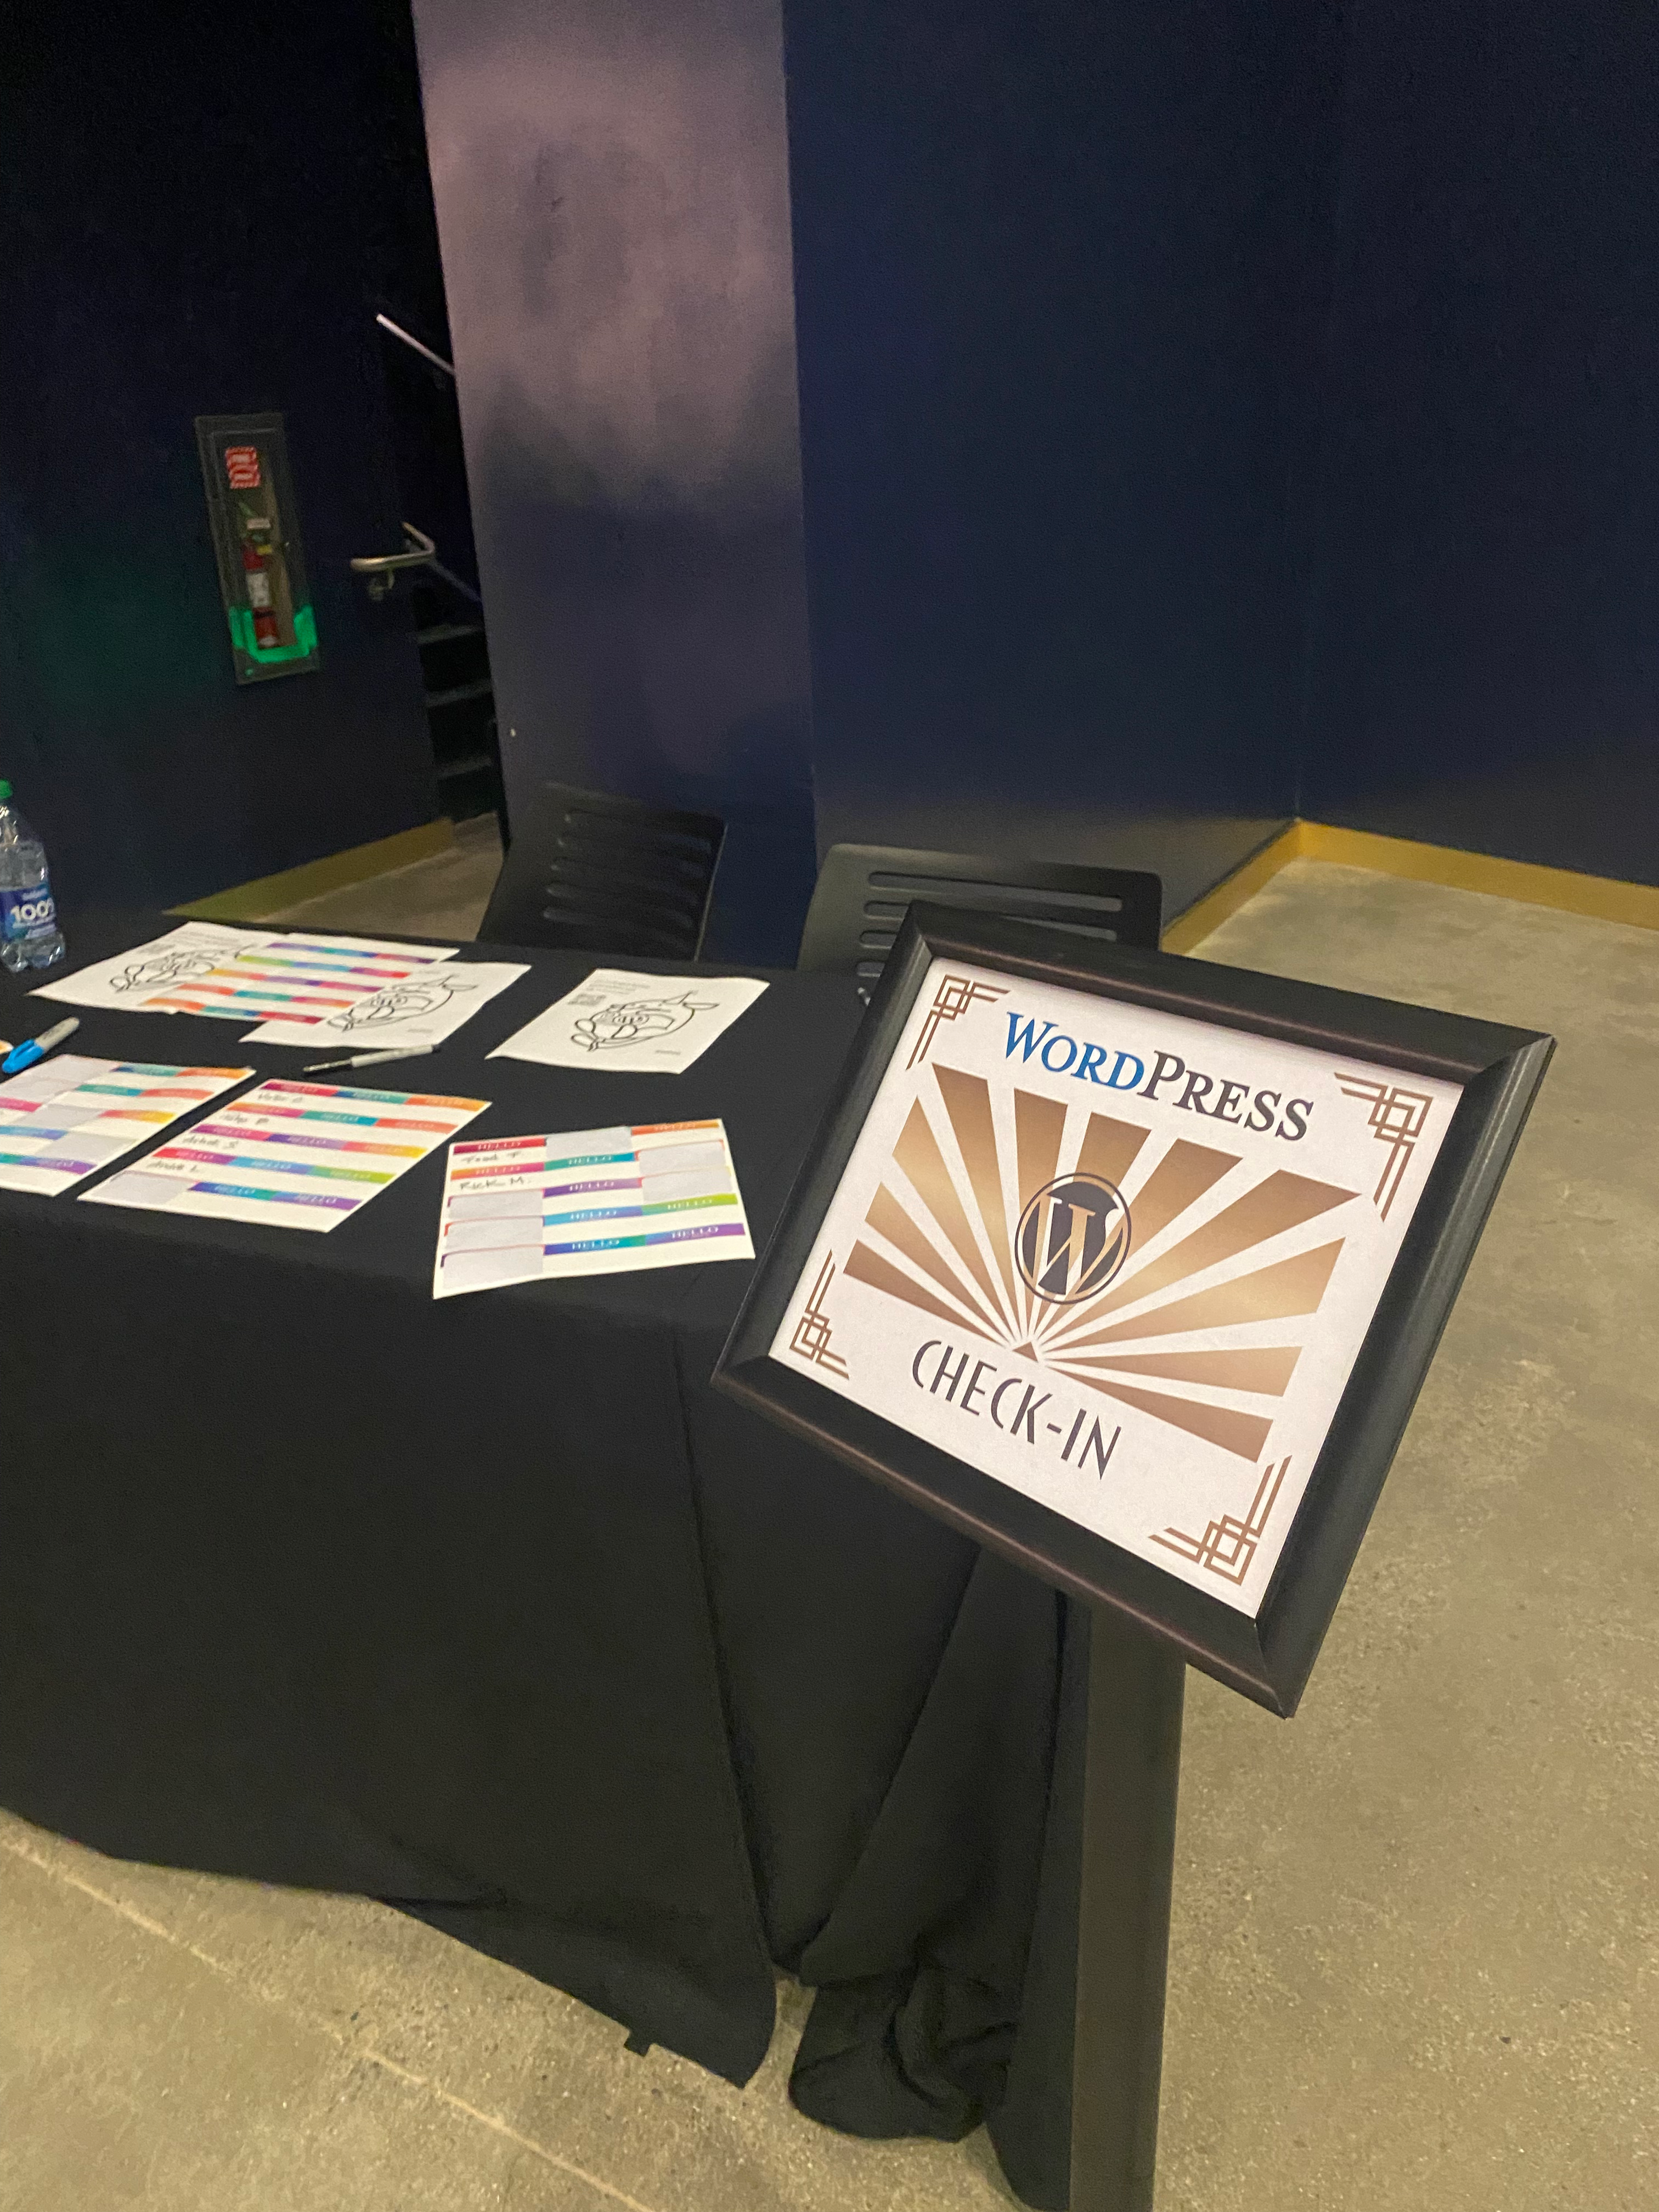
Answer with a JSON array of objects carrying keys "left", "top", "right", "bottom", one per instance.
[{"left": 0, "top": 780, "right": 67, "bottom": 974}]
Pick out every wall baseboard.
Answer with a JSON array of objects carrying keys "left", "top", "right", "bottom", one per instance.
[
  {"left": 170, "top": 820, "right": 454, "bottom": 923},
  {"left": 1162, "top": 819, "right": 1659, "bottom": 953}
]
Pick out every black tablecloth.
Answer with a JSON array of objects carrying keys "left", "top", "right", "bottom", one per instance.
[{"left": 0, "top": 915, "right": 1085, "bottom": 2209}]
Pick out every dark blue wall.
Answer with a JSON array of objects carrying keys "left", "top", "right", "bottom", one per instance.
[
  {"left": 786, "top": 0, "right": 1659, "bottom": 904},
  {"left": 413, "top": 0, "right": 1659, "bottom": 944},
  {"left": 1299, "top": 0, "right": 1659, "bottom": 883},
  {"left": 411, "top": 0, "right": 819, "bottom": 964},
  {"left": 783, "top": 0, "right": 1344, "bottom": 918},
  {"left": 0, "top": 3, "right": 438, "bottom": 911},
  {"left": 415, "top": 0, "right": 1342, "bottom": 944}
]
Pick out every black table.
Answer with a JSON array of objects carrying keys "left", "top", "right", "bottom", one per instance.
[{"left": 0, "top": 915, "right": 1085, "bottom": 2210}]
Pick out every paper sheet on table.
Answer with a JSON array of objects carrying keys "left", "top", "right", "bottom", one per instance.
[
  {"left": 31, "top": 926, "right": 462, "bottom": 1046},
  {"left": 244, "top": 960, "right": 528, "bottom": 1049},
  {"left": 131, "top": 931, "right": 459, "bottom": 1035},
  {"left": 83, "top": 1077, "right": 486, "bottom": 1232},
  {"left": 0, "top": 1057, "right": 253, "bottom": 1196},
  {"left": 30, "top": 924, "right": 272, "bottom": 1010},
  {"left": 432, "top": 1119, "right": 753, "bottom": 1297},
  {"left": 488, "top": 968, "right": 767, "bottom": 1074}
]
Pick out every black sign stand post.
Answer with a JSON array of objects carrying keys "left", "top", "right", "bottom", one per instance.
[{"left": 1072, "top": 1608, "right": 1186, "bottom": 2212}]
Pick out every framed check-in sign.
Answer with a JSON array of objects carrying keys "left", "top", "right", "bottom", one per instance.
[{"left": 715, "top": 905, "right": 1552, "bottom": 1714}]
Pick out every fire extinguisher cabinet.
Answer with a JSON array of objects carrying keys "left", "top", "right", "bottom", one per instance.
[{"left": 196, "top": 412, "right": 321, "bottom": 684}]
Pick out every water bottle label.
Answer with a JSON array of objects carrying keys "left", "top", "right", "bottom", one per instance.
[{"left": 1, "top": 883, "right": 58, "bottom": 943}]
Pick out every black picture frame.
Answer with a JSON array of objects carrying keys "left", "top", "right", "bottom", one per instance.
[{"left": 713, "top": 903, "right": 1553, "bottom": 1715}]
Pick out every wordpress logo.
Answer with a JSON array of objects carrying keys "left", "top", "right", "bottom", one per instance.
[{"left": 1015, "top": 1174, "right": 1131, "bottom": 1306}]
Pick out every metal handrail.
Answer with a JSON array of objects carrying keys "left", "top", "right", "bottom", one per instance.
[
  {"left": 375, "top": 312, "right": 456, "bottom": 380},
  {"left": 351, "top": 521, "right": 437, "bottom": 600}
]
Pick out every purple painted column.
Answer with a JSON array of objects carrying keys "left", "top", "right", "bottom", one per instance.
[{"left": 411, "top": 0, "right": 817, "bottom": 961}]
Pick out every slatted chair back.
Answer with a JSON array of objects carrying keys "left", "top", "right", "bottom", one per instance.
[
  {"left": 796, "top": 843, "right": 1163, "bottom": 996},
  {"left": 478, "top": 782, "right": 725, "bottom": 959}
]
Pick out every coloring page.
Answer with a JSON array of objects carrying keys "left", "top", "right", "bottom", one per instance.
[
  {"left": 30, "top": 924, "right": 271, "bottom": 1011},
  {"left": 489, "top": 968, "right": 768, "bottom": 1074}
]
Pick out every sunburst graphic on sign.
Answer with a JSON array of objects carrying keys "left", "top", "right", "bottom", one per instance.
[{"left": 838, "top": 1065, "right": 1359, "bottom": 1461}]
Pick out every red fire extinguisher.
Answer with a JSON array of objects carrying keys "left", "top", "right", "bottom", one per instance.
[{"left": 241, "top": 540, "right": 280, "bottom": 648}]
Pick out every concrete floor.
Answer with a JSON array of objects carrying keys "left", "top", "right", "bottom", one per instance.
[
  {"left": 266, "top": 811, "right": 504, "bottom": 939},
  {"left": 4, "top": 857, "right": 1655, "bottom": 2210}
]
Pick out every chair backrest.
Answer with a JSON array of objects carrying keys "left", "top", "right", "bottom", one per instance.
[
  {"left": 477, "top": 782, "right": 725, "bottom": 958},
  {"left": 795, "top": 843, "right": 1163, "bottom": 994}
]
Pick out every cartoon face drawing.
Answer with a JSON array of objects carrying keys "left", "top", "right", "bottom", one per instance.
[
  {"left": 110, "top": 947, "right": 223, "bottom": 994},
  {"left": 572, "top": 989, "right": 718, "bottom": 1053},
  {"left": 328, "top": 974, "right": 475, "bottom": 1032}
]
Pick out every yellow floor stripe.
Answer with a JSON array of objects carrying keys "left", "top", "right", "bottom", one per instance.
[
  {"left": 1163, "top": 819, "right": 1659, "bottom": 950},
  {"left": 172, "top": 818, "right": 454, "bottom": 923}
]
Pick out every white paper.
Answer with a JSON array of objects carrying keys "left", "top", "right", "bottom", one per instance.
[
  {"left": 432, "top": 1118, "right": 753, "bottom": 1297},
  {"left": 31, "top": 926, "right": 465, "bottom": 1052},
  {"left": 489, "top": 968, "right": 768, "bottom": 1074},
  {"left": 0, "top": 1056, "right": 253, "bottom": 1195},
  {"left": 125, "top": 931, "right": 459, "bottom": 1033},
  {"left": 30, "top": 924, "right": 271, "bottom": 1010},
  {"left": 244, "top": 960, "right": 529, "bottom": 1049},
  {"left": 83, "top": 1076, "right": 487, "bottom": 1232}
]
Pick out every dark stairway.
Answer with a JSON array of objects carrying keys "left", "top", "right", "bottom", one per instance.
[
  {"left": 359, "top": 8, "right": 504, "bottom": 832},
  {"left": 411, "top": 575, "right": 500, "bottom": 824}
]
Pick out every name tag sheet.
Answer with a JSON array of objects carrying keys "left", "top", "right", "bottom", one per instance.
[
  {"left": 0, "top": 1057, "right": 254, "bottom": 1196},
  {"left": 434, "top": 1119, "right": 753, "bottom": 1297},
  {"left": 137, "top": 934, "right": 459, "bottom": 1037},
  {"left": 84, "top": 1079, "right": 487, "bottom": 1231}
]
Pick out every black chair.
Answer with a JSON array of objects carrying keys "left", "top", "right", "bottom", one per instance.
[
  {"left": 477, "top": 781, "right": 725, "bottom": 958},
  {"left": 796, "top": 842, "right": 1163, "bottom": 995}
]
